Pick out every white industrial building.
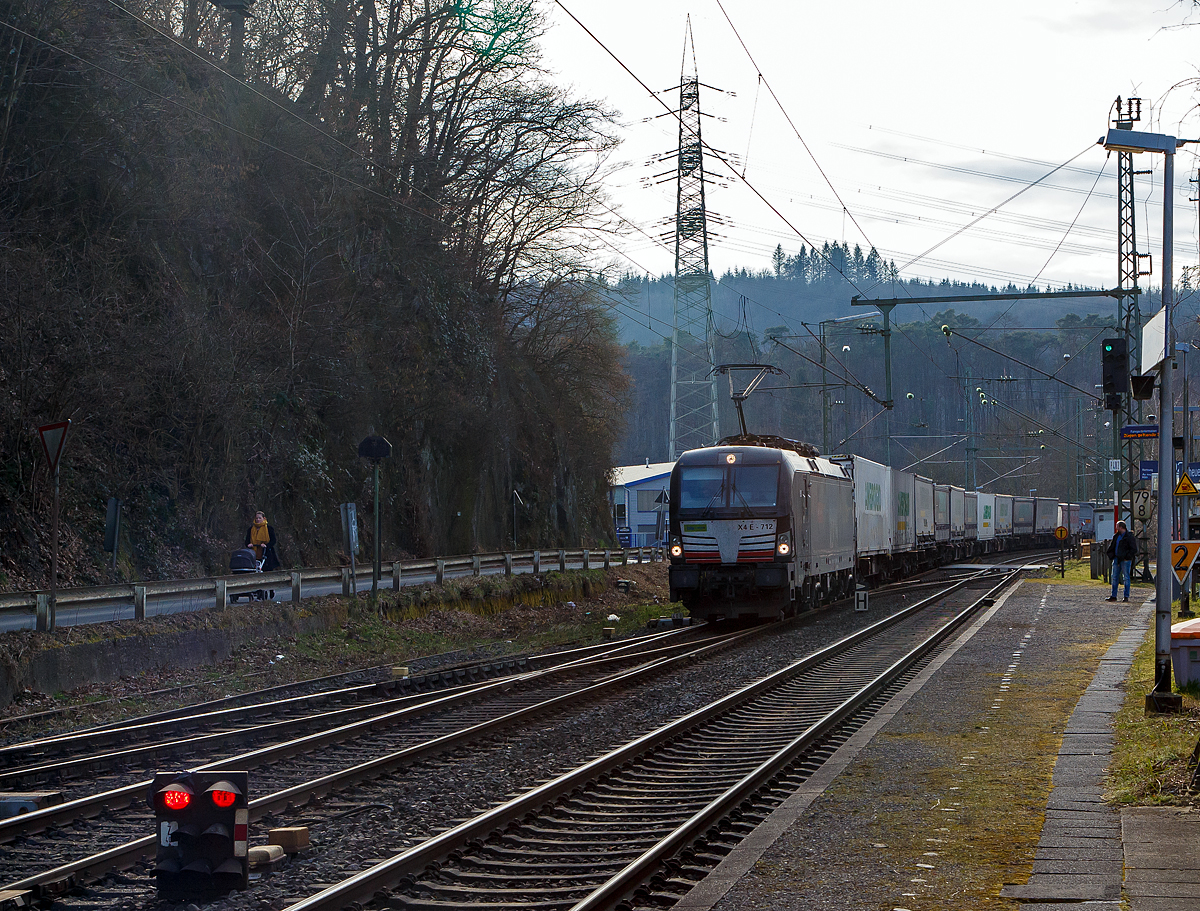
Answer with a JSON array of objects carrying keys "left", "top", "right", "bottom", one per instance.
[{"left": 610, "top": 461, "right": 674, "bottom": 547}]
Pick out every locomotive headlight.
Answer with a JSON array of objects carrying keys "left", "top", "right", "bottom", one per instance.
[
  {"left": 670, "top": 535, "right": 684, "bottom": 559},
  {"left": 776, "top": 531, "right": 792, "bottom": 557}
]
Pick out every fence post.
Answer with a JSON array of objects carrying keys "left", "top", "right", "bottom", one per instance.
[
  {"left": 638, "top": 547, "right": 644, "bottom": 564},
  {"left": 582, "top": 549, "right": 590, "bottom": 570},
  {"left": 212, "top": 580, "right": 225, "bottom": 612},
  {"left": 436, "top": 559, "right": 445, "bottom": 585},
  {"left": 291, "top": 572, "right": 302, "bottom": 603},
  {"left": 472, "top": 555, "right": 481, "bottom": 576},
  {"left": 392, "top": 562, "right": 402, "bottom": 591},
  {"left": 504, "top": 553, "right": 513, "bottom": 576},
  {"left": 36, "top": 593, "right": 49, "bottom": 631},
  {"left": 342, "top": 568, "right": 351, "bottom": 597},
  {"left": 133, "top": 584, "right": 147, "bottom": 620},
  {"left": 622, "top": 548, "right": 629, "bottom": 566},
  {"left": 558, "top": 549, "right": 566, "bottom": 572},
  {"left": 604, "top": 549, "right": 611, "bottom": 569},
  {"left": 533, "top": 550, "right": 540, "bottom": 573}
]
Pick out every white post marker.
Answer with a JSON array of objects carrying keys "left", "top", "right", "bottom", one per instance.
[{"left": 855, "top": 584, "right": 868, "bottom": 612}]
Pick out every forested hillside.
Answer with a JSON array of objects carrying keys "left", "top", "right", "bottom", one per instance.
[
  {"left": 0, "top": 0, "right": 628, "bottom": 590},
  {"left": 616, "top": 242, "right": 1172, "bottom": 503}
]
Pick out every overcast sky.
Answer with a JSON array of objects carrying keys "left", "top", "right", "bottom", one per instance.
[{"left": 536, "top": 0, "right": 1200, "bottom": 298}]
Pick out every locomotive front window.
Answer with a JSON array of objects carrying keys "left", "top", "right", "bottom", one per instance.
[
  {"left": 679, "top": 467, "right": 725, "bottom": 510},
  {"left": 730, "top": 466, "right": 779, "bottom": 508}
]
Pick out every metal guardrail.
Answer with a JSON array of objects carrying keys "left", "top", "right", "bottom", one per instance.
[{"left": 0, "top": 547, "right": 663, "bottom": 627}]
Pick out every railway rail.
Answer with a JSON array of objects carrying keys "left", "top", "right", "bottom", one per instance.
[
  {"left": 1, "top": 623, "right": 759, "bottom": 898},
  {"left": 278, "top": 565, "right": 1019, "bottom": 911},
  {"left": 0, "top": 625, "right": 703, "bottom": 782},
  {"left": 4, "top": 560, "right": 1028, "bottom": 910}
]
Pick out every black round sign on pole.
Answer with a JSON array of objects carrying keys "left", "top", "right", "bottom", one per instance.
[{"left": 358, "top": 436, "right": 392, "bottom": 596}]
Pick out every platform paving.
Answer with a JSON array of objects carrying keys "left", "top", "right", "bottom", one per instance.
[
  {"left": 997, "top": 601, "right": 1144, "bottom": 909},
  {"left": 1122, "top": 806, "right": 1200, "bottom": 910},
  {"left": 675, "top": 584, "right": 1200, "bottom": 910}
]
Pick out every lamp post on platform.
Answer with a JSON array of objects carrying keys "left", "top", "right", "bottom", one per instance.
[{"left": 1104, "top": 127, "right": 1190, "bottom": 711}]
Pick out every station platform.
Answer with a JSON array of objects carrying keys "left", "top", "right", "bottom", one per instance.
[{"left": 673, "top": 582, "right": 1200, "bottom": 911}]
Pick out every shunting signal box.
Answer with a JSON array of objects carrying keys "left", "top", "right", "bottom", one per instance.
[{"left": 150, "top": 771, "right": 249, "bottom": 899}]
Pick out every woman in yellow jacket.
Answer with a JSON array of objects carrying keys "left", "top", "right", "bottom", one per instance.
[{"left": 244, "top": 510, "right": 281, "bottom": 572}]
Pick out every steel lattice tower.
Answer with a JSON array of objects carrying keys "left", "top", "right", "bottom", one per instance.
[
  {"left": 1113, "top": 97, "right": 1144, "bottom": 521},
  {"left": 668, "top": 40, "right": 719, "bottom": 460},
  {"left": 1116, "top": 97, "right": 1143, "bottom": 373}
]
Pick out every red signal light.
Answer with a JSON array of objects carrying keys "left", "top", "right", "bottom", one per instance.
[
  {"left": 162, "top": 787, "right": 191, "bottom": 811},
  {"left": 210, "top": 789, "right": 236, "bottom": 808}
]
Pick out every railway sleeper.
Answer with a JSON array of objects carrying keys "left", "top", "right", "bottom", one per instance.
[
  {"left": 553, "top": 807, "right": 691, "bottom": 824},
  {"left": 540, "top": 809, "right": 685, "bottom": 826},
  {"left": 585, "top": 783, "right": 729, "bottom": 800},
  {"left": 405, "top": 881, "right": 598, "bottom": 899},
  {"left": 430, "top": 868, "right": 621, "bottom": 885},
  {"left": 388, "top": 898, "right": 569, "bottom": 911},
  {"left": 513, "top": 822, "right": 679, "bottom": 840},
  {"left": 495, "top": 835, "right": 644, "bottom": 854},
  {"left": 467, "top": 848, "right": 631, "bottom": 871}
]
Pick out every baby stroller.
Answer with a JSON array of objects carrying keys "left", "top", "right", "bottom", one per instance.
[{"left": 229, "top": 547, "right": 267, "bottom": 601}]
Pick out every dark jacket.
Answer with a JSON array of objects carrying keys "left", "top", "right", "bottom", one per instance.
[
  {"left": 1106, "top": 531, "right": 1138, "bottom": 561},
  {"left": 244, "top": 523, "right": 281, "bottom": 572}
]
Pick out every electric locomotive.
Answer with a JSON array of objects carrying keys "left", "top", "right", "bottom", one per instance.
[
  {"left": 667, "top": 435, "right": 856, "bottom": 622},
  {"left": 662, "top": 363, "right": 1083, "bottom": 623}
]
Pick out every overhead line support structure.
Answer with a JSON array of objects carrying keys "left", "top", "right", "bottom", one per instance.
[
  {"left": 1103, "top": 125, "right": 1192, "bottom": 712},
  {"left": 849, "top": 288, "right": 1131, "bottom": 470},
  {"left": 1113, "top": 98, "right": 1148, "bottom": 565},
  {"left": 848, "top": 299, "right": 895, "bottom": 466}
]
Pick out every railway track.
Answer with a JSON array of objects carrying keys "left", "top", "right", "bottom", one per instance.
[
  {"left": 0, "top": 626, "right": 703, "bottom": 786},
  {"left": 4, "top": 564, "right": 1027, "bottom": 911},
  {"left": 1, "top": 624, "right": 758, "bottom": 897},
  {"left": 277, "top": 565, "right": 1019, "bottom": 911}
]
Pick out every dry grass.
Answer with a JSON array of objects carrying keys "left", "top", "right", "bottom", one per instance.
[
  {"left": 848, "top": 662, "right": 1103, "bottom": 908},
  {"left": 2, "top": 564, "right": 672, "bottom": 732},
  {"left": 1110, "top": 612, "right": 1200, "bottom": 807}
]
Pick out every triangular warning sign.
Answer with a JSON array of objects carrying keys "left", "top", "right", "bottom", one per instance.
[
  {"left": 1176, "top": 472, "right": 1200, "bottom": 496},
  {"left": 1171, "top": 541, "right": 1200, "bottom": 584},
  {"left": 37, "top": 420, "right": 70, "bottom": 474}
]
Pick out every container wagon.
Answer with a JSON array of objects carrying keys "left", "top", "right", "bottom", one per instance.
[
  {"left": 1034, "top": 497, "right": 1058, "bottom": 537},
  {"left": 915, "top": 476, "right": 936, "bottom": 545},
  {"left": 950, "top": 487, "right": 966, "bottom": 542},
  {"left": 934, "top": 485, "right": 951, "bottom": 544},
  {"left": 977, "top": 492, "right": 996, "bottom": 547},
  {"left": 995, "top": 494, "right": 1014, "bottom": 541},
  {"left": 1013, "top": 497, "right": 1036, "bottom": 539}
]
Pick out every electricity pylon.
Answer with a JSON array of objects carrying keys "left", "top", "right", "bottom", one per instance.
[{"left": 668, "top": 27, "right": 719, "bottom": 461}]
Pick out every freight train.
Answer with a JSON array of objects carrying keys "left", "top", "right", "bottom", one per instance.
[{"left": 667, "top": 434, "right": 1078, "bottom": 623}]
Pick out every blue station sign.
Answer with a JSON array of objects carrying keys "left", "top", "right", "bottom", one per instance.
[{"left": 1138, "top": 460, "right": 1200, "bottom": 480}]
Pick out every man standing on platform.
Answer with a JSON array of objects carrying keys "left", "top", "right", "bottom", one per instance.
[{"left": 1106, "top": 520, "right": 1137, "bottom": 602}]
